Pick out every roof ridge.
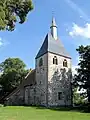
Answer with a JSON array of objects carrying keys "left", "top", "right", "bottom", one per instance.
[{"left": 25, "top": 69, "right": 35, "bottom": 79}]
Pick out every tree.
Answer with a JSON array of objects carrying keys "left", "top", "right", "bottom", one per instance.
[
  {"left": 74, "top": 45, "right": 90, "bottom": 103},
  {"left": 0, "top": 58, "right": 29, "bottom": 98},
  {"left": 73, "top": 88, "right": 85, "bottom": 105},
  {"left": 0, "top": 0, "right": 33, "bottom": 31}
]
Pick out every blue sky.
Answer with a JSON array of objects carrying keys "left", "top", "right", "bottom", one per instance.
[{"left": 0, "top": 0, "right": 90, "bottom": 70}]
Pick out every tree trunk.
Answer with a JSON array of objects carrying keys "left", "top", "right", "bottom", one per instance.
[{"left": 87, "top": 88, "right": 90, "bottom": 103}]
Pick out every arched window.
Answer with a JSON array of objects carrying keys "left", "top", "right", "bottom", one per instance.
[
  {"left": 53, "top": 56, "right": 58, "bottom": 65},
  {"left": 63, "top": 59, "right": 67, "bottom": 67},
  {"left": 39, "top": 58, "right": 43, "bottom": 67}
]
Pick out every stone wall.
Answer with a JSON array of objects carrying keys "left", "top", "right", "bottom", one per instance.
[
  {"left": 5, "top": 89, "right": 24, "bottom": 106},
  {"left": 48, "top": 52, "right": 72, "bottom": 106},
  {"left": 24, "top": 86, "right": 36, "bottom": 105},
  {"left": 35, "top": 53, "right": 48, "bottom": 106}
]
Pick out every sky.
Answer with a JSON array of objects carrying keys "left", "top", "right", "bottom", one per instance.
[{"left": 0, "top": 0, "right": 90, "bottom": 72}]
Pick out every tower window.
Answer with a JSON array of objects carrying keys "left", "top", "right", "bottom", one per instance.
[
  {"left": 53, "top": 56, "right": 58, "bottom": 65},
  {"left": 63, "top": 59, "right": 67, "bottom": 67},
  {"left": 58, "top": 92, "right": 62, "bottom": 100},
  {"left": 39, "top": 58, "right": 43, "bottom": 67}
]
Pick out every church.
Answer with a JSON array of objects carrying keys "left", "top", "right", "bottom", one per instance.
[{"left": 5, "top": 17, "right": 72, "bottom": 107}]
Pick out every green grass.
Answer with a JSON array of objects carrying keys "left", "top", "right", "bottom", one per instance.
[{"left": 0, "top": 106, "right": 90, "bottom": 120}]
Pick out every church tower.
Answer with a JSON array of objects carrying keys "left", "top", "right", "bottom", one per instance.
[{"left": 35, "top": 17, "right": 72, "bottom": 106}]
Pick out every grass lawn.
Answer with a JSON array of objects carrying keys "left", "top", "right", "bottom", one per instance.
[{"left": 0, "top": 106, "right": 90, "bottom": 120}]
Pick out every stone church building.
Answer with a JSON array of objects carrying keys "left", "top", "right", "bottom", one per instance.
[{"left": 5, "top": 18, "right": 72, "bottom": 107}]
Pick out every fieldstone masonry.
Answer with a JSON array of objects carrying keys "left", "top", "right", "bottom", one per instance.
[{"left": 48, "top": 53, "right": 72, "bottom": 106}]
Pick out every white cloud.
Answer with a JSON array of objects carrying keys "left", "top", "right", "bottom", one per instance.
[
  {"left": 0, "top": 38, "right": 4, "bottom": 47},
  {"left": 0, "top": 37, "right": 9, "bottom": 47},
  {"left": 80, "top": 16, "right": 83, "bottom": 18},
  {"left": 69, "top": 23, "right": 90, "bottom": 39}
]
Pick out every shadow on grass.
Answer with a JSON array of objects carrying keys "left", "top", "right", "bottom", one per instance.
[
  {"left": 2, "top": 104, "right": 90, "bottom": 113},
  {"left": 22, "top": 105, "right": 90, "bottom": 113}
]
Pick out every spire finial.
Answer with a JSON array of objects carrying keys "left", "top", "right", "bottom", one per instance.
[{"left": 50, "top": 15, "right": 58, "bottom": 40}]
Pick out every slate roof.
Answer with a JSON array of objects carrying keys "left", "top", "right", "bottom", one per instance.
[{"left": 36, "top": 33, "right": 71, "bottom": 59}]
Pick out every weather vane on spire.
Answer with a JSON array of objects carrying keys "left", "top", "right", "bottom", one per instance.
[{"left": 52, "top": 10, "right": 55, "bottom": 18}]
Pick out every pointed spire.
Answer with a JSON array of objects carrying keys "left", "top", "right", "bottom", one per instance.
[{"left": 50, "top": 17, "right": 58, "bottom": 40}]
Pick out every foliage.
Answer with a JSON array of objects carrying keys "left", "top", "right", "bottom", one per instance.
[
  {"left": 0, "top": 0, "right": 33, "bottom": 31},
  {"left": 73, "top": 88, "right": 85, "bottom": 105},
  {"left": 74, "top": 45, "right": 90, "bottom": 103},
  {"left": 0, "top": 58, "right": 29, "bottom": 98}
]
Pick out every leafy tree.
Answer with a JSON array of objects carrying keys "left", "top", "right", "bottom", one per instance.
[
  {"left": 73, "top": 88, "right": 85, "bottom": 105},
  {"left": 0, "top": 0, "right": 33, "bottom": 31},
  {"left": 74, "top": 45, "right": 90, "bottom": 103},
  {"left": 0, "top": 58, "right": 29, "bottom": 98}
]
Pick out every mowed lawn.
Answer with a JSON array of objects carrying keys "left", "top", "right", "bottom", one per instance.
[{"left": 0, "top": 106, "right": 90, "bottom": 120}]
